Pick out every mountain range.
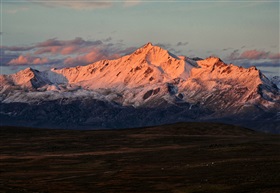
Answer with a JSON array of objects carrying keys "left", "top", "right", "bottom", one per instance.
[{"left": 1, "top": 43, "right": 279, "bottom": 132}]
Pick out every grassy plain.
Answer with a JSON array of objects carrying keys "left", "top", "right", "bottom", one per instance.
[{"left": 0, "top": 122, "right": 279, "bottom": 193}]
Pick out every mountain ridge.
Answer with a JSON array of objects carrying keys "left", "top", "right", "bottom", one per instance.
[{"left": 1, "top": 43, "right": 279, "bottom": 132}]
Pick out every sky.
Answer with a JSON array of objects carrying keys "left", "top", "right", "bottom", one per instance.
[{"left": 0, "top": 0, "right": 279, "bottom": 77}]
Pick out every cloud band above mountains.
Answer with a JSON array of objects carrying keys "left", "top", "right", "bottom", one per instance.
[
  {"left": 1, "top": 37, "right": 279, "bottom": 75},
  {"left": 227, "top": 49, "right": 280, "bottom": 61},
  {"left": 0, "top": 37, "right": 138, "bottom": 68},
  {"left": 6, "top": 0, "right": 140, "bottom": 10}
]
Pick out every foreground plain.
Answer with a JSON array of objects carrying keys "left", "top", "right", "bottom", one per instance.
[{"left": 0, "top": 122, "right": 279, "bottom": 193}]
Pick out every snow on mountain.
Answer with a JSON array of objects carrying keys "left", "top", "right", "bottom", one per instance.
[
  {"left": 0, "top": 43, "right": 279, "bottom": 132},
  {"left": 178, "top": 57, "right": 279, "bottom": 117},
  {"left": 0, "top": 68, "right": 52, "bottom": 94},
  {"left": 48, "top": 42, "right": 194, "bottom": 90},
  {"left": 1, "top": 43, "right": 198, "bottom": 105},
  {"left": 1, "top": 43, "right": 278, "bottom": 107}
]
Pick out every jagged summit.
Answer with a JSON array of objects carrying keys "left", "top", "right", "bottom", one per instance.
[
  {"left": 131, "top": 42, "right": 178, "bottom": 61},
  {"left": 1, "top": 43, "right": 277, "bottom": 95},
  {"left": 30, "top": 43, "right": 195, "bottom": 90},
  {"left": 144, "top": 42, "right": 153, "bottom": 47},
  {"left": 0, "top": 43, "right": 194, "bottom": 91},
  {"left": 0, "top": 42, "right": 279, "bottom": 132}
]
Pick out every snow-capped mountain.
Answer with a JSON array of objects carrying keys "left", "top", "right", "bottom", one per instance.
[{"left": 1, "top": 43, "right": 279, "bottom": 132}]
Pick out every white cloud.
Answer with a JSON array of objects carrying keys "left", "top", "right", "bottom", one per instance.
[
  {"left": 25, "top": 0, "right": 142, "bottom": 10},
  {"left": 123, "top": 0, "right": 141, "bottom": 7},
  {"left": 4, "top": 7, "right": 29, "bottom": 14},
  {"left": 28, "top": 0, "right": 112, "bottom": 10}
]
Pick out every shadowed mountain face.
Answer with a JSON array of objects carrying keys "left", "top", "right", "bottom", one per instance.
[
  {"left": 0, "top": 122, "right": 279, "bottom": 193},
  {"left": 0, "top": 43, "right": 279, "bottom": 132}
]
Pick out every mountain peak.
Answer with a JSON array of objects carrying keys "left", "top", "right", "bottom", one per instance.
[
  {"left": 131, "top": 43, "right": 161, "bottom": 58},
  {"left": 1, "top": 42, "right": 279, "bottom": 133},
  {"left": 196, "top": 56, "right": 225, "bottom": 68},
  {"left": 205, "top": 56, "right": 223, "bottom": 63},
  {"left": 144, "top": 42, "right": 153, "bottom": 47},
  {"left": 16, "top": 67, "right": 36, "bottom": 77},
  {"left": 135, "top": 42, "right": 159, "bottom": 52}
]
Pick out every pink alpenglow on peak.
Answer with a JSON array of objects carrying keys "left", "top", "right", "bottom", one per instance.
[
  {"left": 39, "top": 43, "right": 195, "bottom": 90},
  {"left": 0, "top": 43, "right": 278, "bottom": 97},
  {"left": 1, "top": 43, "right": 276, "bottom": 95},
  {"left": 0, "top": 43, "right": 279, "bottom": 132}
]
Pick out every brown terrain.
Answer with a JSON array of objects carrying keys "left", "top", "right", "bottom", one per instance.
[{"left": 0, "top": 122, "right": 279, "bottom": 193}]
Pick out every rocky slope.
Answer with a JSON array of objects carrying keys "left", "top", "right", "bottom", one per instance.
[
  {"left": 1, "top": 43, "right": 279, "bottom": 132},
  {"left": 271, "top": 76, "right": 280, "bottom": 88}
]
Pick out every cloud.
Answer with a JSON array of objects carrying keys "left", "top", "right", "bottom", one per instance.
[
  {"left": 269, "top": 53, "right": 280, "bottom": 60},
  {"left": 176, "top": 42, "right": 188, "bottom": 46},
  {"left": 36, "top": 37, "right": 102, "bottom": 47},
  {"left": 222, "top": 47, "right": 233, "bottom": 51},
  {"left": 155, "top": 43, "right": 172, "bottom": 49},
  {"left": 34, "top": 46, "right": 61, "bottom": 55},
  {"left": 239, "top": 50, "right": 269, "bottom": 60},
  {"left": 117, "top": 46, "right": 137, "bottom": 55},
  {"left": 62, "top": 44, "right": 138, "bottom": 66},
  {"left": 227, "top": 49, "right": 280, "bottom": 61},
  {"left": 227, "top": 49, "right": 240, "bottom": 60},
  {"left": 60, "top": 46, "right": 79, "bottom": 55},
  {"left": 155, "top": 43, "right": 181, "bottom": 54},
  {"left": 2, "top": 37, "right": 140, "bottom": 68},
  {"left": 35, "top": 38, "right": 102, "bottom": 55},
  {"left": 36, "top": 38, "right": 63, "bottom": 47},
  {"left": 226, "top": 49, "right": 280, "bottom": 73},
  {"left": 243, "top": 61, "right": 279, "bottom": 68},
  {"left": 2, "top": 37, "right": 104, "bottom": 56},
  {"left": 260, "top": 69, "right": 278, "bottom": 75},
  {"left": 8, "top": 55, "right": 50, "bottom": 65},
  {"left": 4, "top": 7, "right": 29, "bottom": 14},
  {"left": 123, "top": 0, "right": 141, "bottom": 7},
  {"left": 25, "top": 0, "right": 141, "bottom": 10},
  {"left": 33, "top": 37, "right": 132, "bottom": 57},
  {"left": 63, "top": 50, "right": 119, "bottom": 66},
  {"left": 1, "top": 45, "right": 35, "bottom": 52},
  {"left": 103, "top": 37, "right": 112, "bottom": 42},
  {"left": 0, "top": 48, "right": 21, "bottom": 66},
  {"left": 252, "top": 61, "right": 279, "bottom": 68},
  {"left": 28, "top": 0, "right": 112, "bottom": 10}
]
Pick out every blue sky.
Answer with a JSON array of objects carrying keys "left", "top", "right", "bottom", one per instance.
[{"left": 0, "top": 0, "right": 279, "bottom": 76}]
